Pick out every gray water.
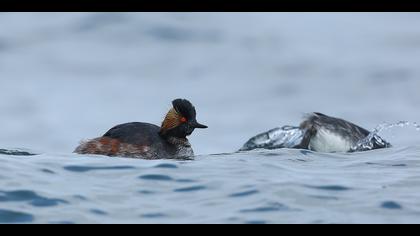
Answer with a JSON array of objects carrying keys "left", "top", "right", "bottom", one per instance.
[{"left": 1, "top": 13, "right": 420, "bottom": 224}]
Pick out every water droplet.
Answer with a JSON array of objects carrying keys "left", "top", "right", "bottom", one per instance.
[{"left": 413, "top": 122, "right": 420, "bottom": 131}]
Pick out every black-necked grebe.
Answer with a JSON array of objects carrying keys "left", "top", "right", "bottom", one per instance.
[
  {"left": 74, "top": 99, "right": 207, "bottom": 159},
  {"left": 240, "top": 112, "right": 391, "bottom": 153}
]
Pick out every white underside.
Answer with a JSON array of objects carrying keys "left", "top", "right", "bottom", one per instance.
[{"left": 309, "top": 127, "right": 352, "bottom": 153}]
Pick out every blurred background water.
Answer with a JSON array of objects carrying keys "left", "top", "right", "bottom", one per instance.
[{"left": 1, "top": 13, "right": 420, "bottom": 223}]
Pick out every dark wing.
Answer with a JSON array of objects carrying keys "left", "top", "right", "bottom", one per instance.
[{"left": 103, "top": 122, "right": 161, "bottom": 145}]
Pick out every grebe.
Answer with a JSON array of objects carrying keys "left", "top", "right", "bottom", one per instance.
[
  {"left": 74, "top": 99, "right": 207, "bottom": 159},
  {"left": 240, "top": 112, "right": 390, "bottom": 153}
]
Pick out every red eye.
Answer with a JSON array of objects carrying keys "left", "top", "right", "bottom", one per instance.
[{"left": 180, "top": 117, "right": 187, "bottom": 123}]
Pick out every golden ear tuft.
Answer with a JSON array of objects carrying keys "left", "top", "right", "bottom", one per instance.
[{"left": 160, "top": 108, "right": 182, "bottom": 133}]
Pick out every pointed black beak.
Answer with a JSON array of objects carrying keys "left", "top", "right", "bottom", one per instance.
[{"left": 191, "top": 120, "right": 208, "bottom": 129}]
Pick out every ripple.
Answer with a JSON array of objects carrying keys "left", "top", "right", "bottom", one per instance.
[
  {"left": 0, "top": 209, "right": 34, "bottom": 223},
  {"left": 391, "top": 164, "right": 407, "bottom": 167},
  {"left": 240, "top": 203, "right": 292, "bottom": 213},
  {"left": 40, "top": 168, "right": 56, "bottom": 174},
  {"left": 138, "top": 190, "right": 155, "bottom": 195},
  {"left": 366, "top": 162, "right": 407, "bottom": 167},
  {"left": 139, "top": 174, "right": 173, "bottom": 181},
  {"left": 154, "top": 163, "right": 178, "bottom": 169},
  {"left": 31, "top": 198, "right": 68, "bottom": 207},
  {"left": 0, "top": 149, "right": 37, "bottom": 156},
  {"left": 49, "top": 221, "right": 75, "bottom": 224},
  {"left": 90, "top": 209, "right": 108, "bottom": 216},
  {"left": 229, "top": 190, "right": 259, "bottom": 198},
  {"left": 381, "top": 201, "right": 403, "bottom": 210},
  {"left": 73, "top": 195, "right": 88, "bottom": 201},
  {"left": 309, "top": 195, "right": 340, "bottom": 201},
  {"left": 64, "top": 165, "right": 136, "bottom": 172},
  {"left": 174, "top": 186, "right": 207, "bottom": 192},
  {"left": 300, "top": 150, "right": 313, "bottom": 156},
  {"left": 245, "top": 220, "right": 267, "bottom": 224},
  {"left": 304, "top": 185, "right": 351, "bottom": 191},
  {"left": 0, "top": 190, "right": 68, "bottom": 207},
  {"left": 261, "top": 153, "right": 282, "bottom": 157},
  {"left": 175, "top": 179, "right": 196, "bottom": 183},
  {"left": 146, "top": 26, "right": 221, "bottom": 43},
  {"left": 141, "top": 213, "right": 167, "bottom": 218}
]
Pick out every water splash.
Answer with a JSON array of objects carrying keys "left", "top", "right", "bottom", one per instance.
[
  {"left": 351, "top": 121, "right": 420, "bottom": 152},
  {"left": 414, "top": 122, "right": 420, "bottom": 132},
  {"left": 240, "top": 126, "right": 303, "bottom": 151}
]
